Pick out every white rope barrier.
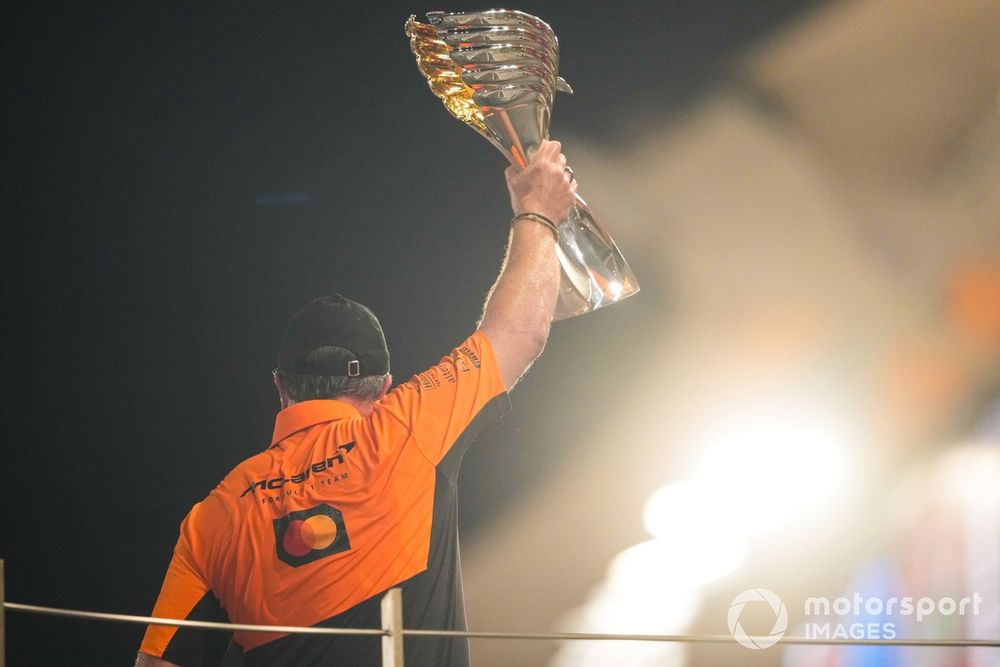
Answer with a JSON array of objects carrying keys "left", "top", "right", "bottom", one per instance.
[
  {"left": 2, "top": 603, "right": 384, "bottom": 636},
  {"left": 4, "top": 601, "right": 999, "bottom": 647},
  {"left": 403, "top": 628, "right": 1000, "bottom": 647}
]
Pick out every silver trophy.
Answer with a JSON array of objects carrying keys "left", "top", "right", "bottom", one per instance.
[{"left": 406, "top": 9, "right": 639, "bottom": 320}]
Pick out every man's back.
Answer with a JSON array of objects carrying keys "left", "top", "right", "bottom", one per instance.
[{"left": 141, "top": 333, "right": 508, "bottom": 665}]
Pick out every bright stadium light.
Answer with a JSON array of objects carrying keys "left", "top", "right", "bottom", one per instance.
[
  {"left": 643, "top": 479, "right": 729, "bottom": 539},
  {"left": 697, "top": 419, "right": 847, "bottom": 535},
  {"left": 609, "top": 535, "right": 747, "bottom": 594},
  {"left": 569, "top": 411, "right": 850, "bottom": 667}
]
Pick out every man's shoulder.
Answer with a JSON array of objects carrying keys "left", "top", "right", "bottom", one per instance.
[
  {"left": 391, "top": 331, "right": 500, "bottom": 392},
  {"left": 215, "top": 447, "right": 279, "bottom": 496}
]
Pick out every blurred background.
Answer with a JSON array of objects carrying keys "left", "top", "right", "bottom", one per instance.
[{"left": 4, "top": 1, "right": 998, "bottom": 665}]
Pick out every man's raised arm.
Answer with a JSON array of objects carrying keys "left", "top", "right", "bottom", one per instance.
[{"left": 478, "top": 140, "right": 577, "bottom": 388}]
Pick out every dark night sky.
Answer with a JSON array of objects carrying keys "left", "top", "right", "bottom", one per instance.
[{"left": 4, "top": 2, "right": 822, "bottom": 663}]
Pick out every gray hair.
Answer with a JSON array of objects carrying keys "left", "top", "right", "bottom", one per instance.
[{"left": 278, "top": 372, "right": 388, "bottom": 404}]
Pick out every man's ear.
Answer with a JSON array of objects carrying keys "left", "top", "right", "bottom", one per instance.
[
  {"left": 273, "top": 370, "right": 289, "bottom": 409},
  {"left": 380, "top": 374, "right": 393, "bottom": 399}
]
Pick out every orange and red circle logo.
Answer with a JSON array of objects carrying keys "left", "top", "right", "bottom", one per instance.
[{"left": 273, "top": 504, "right": 350, "bottom": 567}]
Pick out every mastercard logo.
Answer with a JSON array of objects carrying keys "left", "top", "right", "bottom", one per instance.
[{"left": 273, "top": 504, "right": 351, "bottom": 567}]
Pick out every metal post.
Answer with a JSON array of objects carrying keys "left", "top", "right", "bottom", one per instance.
[
  {"left": 380, "top": 587, "right": 404, "bottom": 667},
  {"left": 1, "top": 559, "right": 6, "bottom": 667}
]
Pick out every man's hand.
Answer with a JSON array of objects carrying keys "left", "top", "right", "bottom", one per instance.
[
  {"left": 479, "top": 140, "right": 576, "bottom": 388},
  {"left": 505, "top": 139, "right": 577, "bottom": 223}
]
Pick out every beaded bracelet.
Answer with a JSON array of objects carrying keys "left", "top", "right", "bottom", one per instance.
[{"left": 511, "top": 212, "right": 559, "bottom": 239}]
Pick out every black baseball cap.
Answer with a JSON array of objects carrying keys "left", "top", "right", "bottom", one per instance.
[{"left": 277, "top": 294, "right": 390, "bottom": 377}]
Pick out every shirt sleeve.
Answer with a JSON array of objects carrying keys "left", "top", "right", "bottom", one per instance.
[
  {"left": 372, "top": 330, "right": 510, "bottom": 467},
  {"left": 139, "top": 502, "right": 232, "bottom": 666}
]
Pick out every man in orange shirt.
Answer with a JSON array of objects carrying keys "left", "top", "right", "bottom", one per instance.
[{"left": 137, "top": 139, "right": 576, "bottom": 666}]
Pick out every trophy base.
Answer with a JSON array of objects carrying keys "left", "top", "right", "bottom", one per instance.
[{"left": 552, "top": 195, "right": 639, "bottom": 321}]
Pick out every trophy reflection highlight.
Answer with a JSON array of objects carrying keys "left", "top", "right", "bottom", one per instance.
[{"left": 405, "top": 9, "right": 639, "bottom": 320}]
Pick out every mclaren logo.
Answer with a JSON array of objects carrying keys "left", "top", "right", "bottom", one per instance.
[
  {"left": 242, "top": 443, "right": 356, "bottom": 497},
  {"left": 273, "top": 504, "right": 351, "bottom": 567}
]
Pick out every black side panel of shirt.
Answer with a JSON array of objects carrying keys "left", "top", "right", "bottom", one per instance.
[{"left": 161, "top": 592, "right": 231, "bottom": 667}]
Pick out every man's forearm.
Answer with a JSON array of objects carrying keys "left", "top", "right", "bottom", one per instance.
[
  {"left": 478, "top": 219, "right": 559, "bottom": 388},
  {"left": 477, "top": 139, "right": 574, "bottom": 388}
]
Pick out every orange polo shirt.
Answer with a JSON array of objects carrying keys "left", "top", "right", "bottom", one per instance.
[{"left": 140, "top": 331, "right": 509, "bottom": 666}]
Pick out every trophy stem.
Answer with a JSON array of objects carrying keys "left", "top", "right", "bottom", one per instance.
[{"left": 481, "top": 105, "right": 547, "bottom": 169}]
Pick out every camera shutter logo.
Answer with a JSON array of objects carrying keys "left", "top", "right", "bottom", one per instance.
[{"left": 728, "top": 588, "right": 788, "bottom": 649}]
